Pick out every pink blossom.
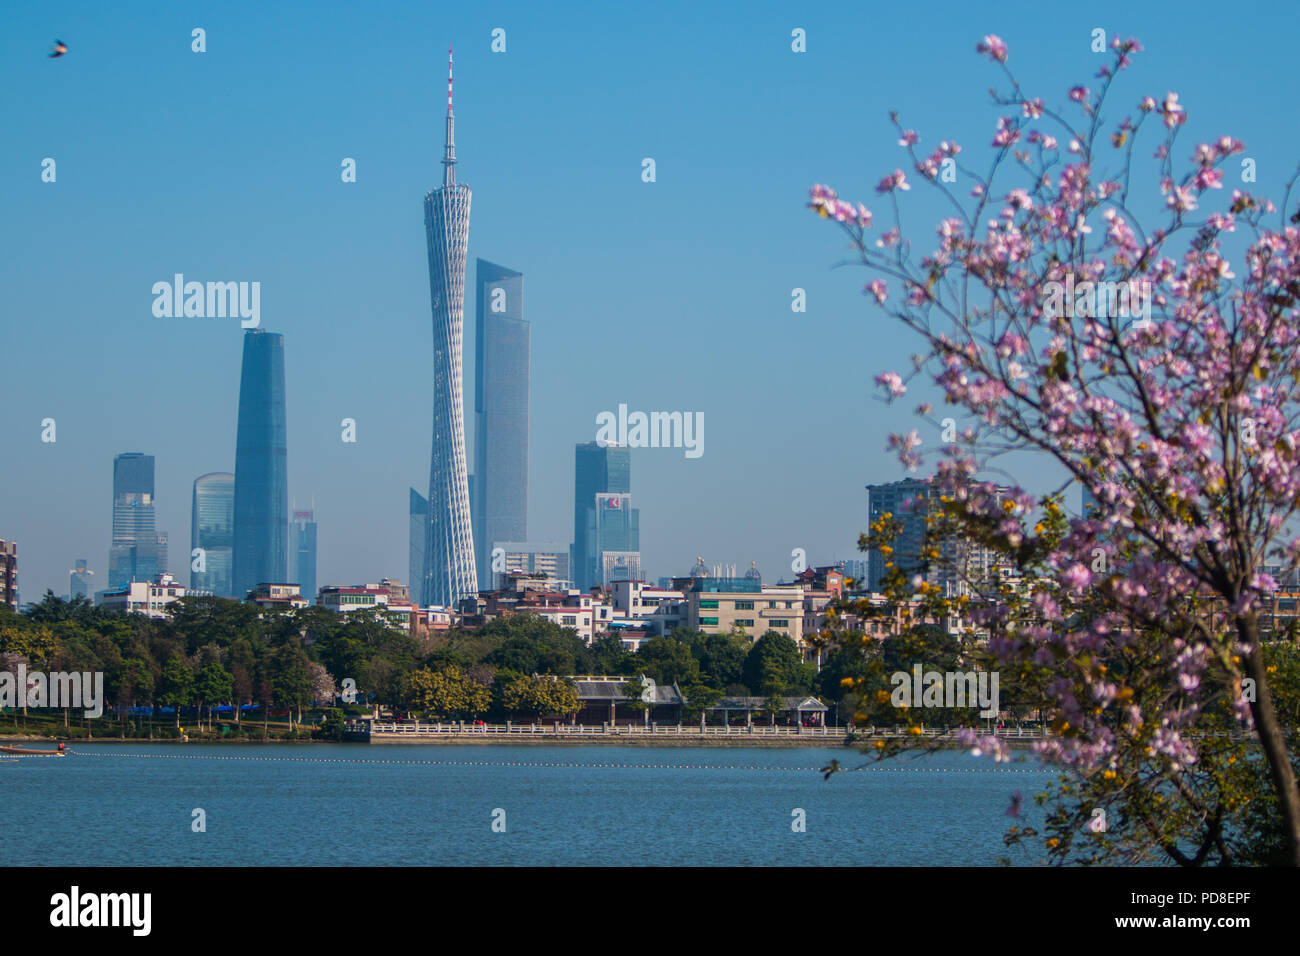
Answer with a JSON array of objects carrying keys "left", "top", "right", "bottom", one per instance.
[
  {"left": 1160, "top": 92, "right": 1185, "bottom": 128},
  {"left": 875, "top": 371, "right": 906, "bottom": 397},
  {"left": 876, "top": 169, "right": 910, "bottom": 193},
  {"left": 1061, "top": 564, "right": 1092, "bottom": 593},
  {"left": 976, "top": 35, "right": 1008, "bottom": 63}
]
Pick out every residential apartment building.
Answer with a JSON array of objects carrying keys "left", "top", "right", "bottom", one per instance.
[
  {"left": 247, "top": 583, "right": 309, "bottom": 610},
  {"left": 1, "top": 539, "right": 16, "bottom": 610}
]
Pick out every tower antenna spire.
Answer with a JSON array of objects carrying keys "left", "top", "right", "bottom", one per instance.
[{"left": 442, "top": 44, "right": 456, "bottom": 185}]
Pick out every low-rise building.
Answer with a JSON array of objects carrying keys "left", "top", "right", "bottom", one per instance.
[
  {"left": 96, "top": 572, "right": 185, "bottom": 619},
  {"left": 247, "top": 582, "right": 309, "bottom": 610},
  {"left": 318, "top": 585, "right": 390, "bottom": 614},
  {"left": 710, "top": 695, "right": 828, "bottom": 727},
  {"left": 682, "top": 577, "right": 806, "bottom": 646},
  {"left": 609, "top": 580, "right": 686, "bottom": 635},
  {"left": 567, "top": 674, "right": 685, "bottom": 725}
]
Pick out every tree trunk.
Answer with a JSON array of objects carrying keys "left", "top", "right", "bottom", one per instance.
[{"left": 1241, "top": 613, "right": 1300, "bottom": 865}]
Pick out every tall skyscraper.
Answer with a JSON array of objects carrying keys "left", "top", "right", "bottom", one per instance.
[
  {"left": 109, "top": 453, "right": 159, "bottom": 588},
  {"left": 409, "top": 488, "right": 428, "bottom": 603},
  {"left": 472, "top": 259, "right": 528, "bottom": 579},
  {"left": 420, "top": 46, "right": 478, "bottom": 608},
  {"left": 69, "top": 559, "right": 93, "bottom": 600},
  {"left": 590, "top": 492, "right": 641, "bottom": 587},
  {"left": 191, "top": 473, "right": 234, "bottom": 597},
  {"left": 232, "top": 330, "right": 288, "bottom": 600},
  {"left": 293, "top": 509, "right": 318, "bottom": 602},
  {"left": 572, "top": 442, "right": 632, "bottom": 591}
]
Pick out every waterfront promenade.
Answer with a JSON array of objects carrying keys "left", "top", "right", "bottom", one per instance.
[{"left": 358, "top": 720, "right": 1052, "bottom": 748}]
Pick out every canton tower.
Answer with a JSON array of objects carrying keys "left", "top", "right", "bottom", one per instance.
[{"left": 421, "top": 45, "right": 478, "bottom": 607}]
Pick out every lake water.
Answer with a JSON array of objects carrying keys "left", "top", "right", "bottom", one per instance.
[{"left": 1, "top": 743, "right": 1056, "bottom": 866}]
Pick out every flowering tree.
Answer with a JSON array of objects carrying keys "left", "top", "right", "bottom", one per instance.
[{"left": 811, "top": 34, "right": 1300, "bottom": 864}]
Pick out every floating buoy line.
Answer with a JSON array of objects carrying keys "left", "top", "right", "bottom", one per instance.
[{"left": 63, "top": 749, "right": 1053, "bottom": 774}]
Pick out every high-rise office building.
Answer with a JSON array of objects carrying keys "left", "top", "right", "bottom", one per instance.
[
  {"left": 69, "top": 559, "right": 93, "bottom": 601},
  {"left": 572, "top": 442, "right": 632, "bottom": 591},
  {"left": 420, "top": 46, "right": 477, "bottom": 608},
  {"left": 489, "top": 541, "right": 570, "bottom": 590},
  {"left": 1, "top": 539, "right": 16, "bottom": 610},
  {"left": 293, "top": 509, "right": 318, "bottom": 603},
  {"left": 109, "top": 453, "right": 159, "bottom": 588},
  {"left": 191, "top": 473, "right": 234, "bottom": 597},
  {"left": 409, "top": 488, "right": 428, "bottom": 603},
  {"left": 590, "top": 493, "right": 641, "bottom": 588},
  {"left": 232, "top": 330, "right": 288, "bottom": 600},
  {"left": 472, "top": 259, "right": 528, "bottom": 578},
  {"left": 865, "top": 477, "right": 1006, "bottom": 597}
]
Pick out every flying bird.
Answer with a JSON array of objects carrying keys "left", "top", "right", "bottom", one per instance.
[
  {"left": 819, "top": 759, "right": 841, "bottom": 781},
  {"left": 49, "top": 40, "right": 68, "bottom": 58}
]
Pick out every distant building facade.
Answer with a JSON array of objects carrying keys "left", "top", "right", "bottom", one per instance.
[
  {"left": 489, "top": 541, "right": 570, "bottom": 590},
  {"left": 232, "top": 329, "right": 288, "bottom": 601},
  {"left": 472, "top": 259, "right": 529, "bottom": 581},
  {"left": 109, "top": 452, "right": 161, "bottom": 588},
  {"left": 572, "top": 442, "right": 632, "bottom": 591},
  {"left": 69, "top": 559, "right": 93, "bottom": 601},
  {"left": 247, "top": 582, "right": 309, "bottom": 610},
  {"left": 865, "top": 477, "right": 1007, "bottom": 598},
  {"left": 293, "top": 509, "right": 318, "bottom": 602},
  {"left": 409, "top": 488, "right": 427, "bottom": 603},
  {"left": 191, "top": 472, "right": 234, "bottom": 597},
  {"left": 96, "top": 572, "right": 185, "bottom": 619},
  {"left": 1, "top": 540, "right": 16, "bottom": 610},
  {"left": 589, "top": 492, "right": 640, "bottom": 588}
]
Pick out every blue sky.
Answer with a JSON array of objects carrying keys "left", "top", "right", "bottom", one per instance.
[{"left": 3, "top": 0, "right": 1298, "bottom": 601}]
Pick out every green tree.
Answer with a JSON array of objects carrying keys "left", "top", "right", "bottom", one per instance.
[
  {"left": 269, "top": 642, "right": 313, "bottom": 729},
  {"left": 193, "top": 662, "right": 234, "bottom": 732},
  {"left": 0, "top": 619, "right": 56, "bottom": 666},
  {"left": 589, "top": 635, "right": 635, "bottom": 675},
  {"left": 499, "top": 674, "right": 580, "bottom": 722},
  {"left": 621, "top": 677, "right": 649, "bottom": 722},
  {"left": 741, "top": 632, "right": 804, "bottom": 695},
  {"left": 405, "top": 665, "right": 492, "bottom": 719},
  {"left": 634, "top": 636, "right": 699, "bottom": 686},
  {"left": 156, "top": 656, "right": 195, "bottom": 729},
  {"left": 690, "top": 631, "right": 748, "bottom": 689}
]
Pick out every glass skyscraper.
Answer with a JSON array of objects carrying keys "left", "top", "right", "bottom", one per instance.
[
  {"left": 232, "top": 329, "right": 288, "bottom": 601},
  {"left": 420, "top": 46, "right": 478, "bottom": 608},
  {"left": 572, "top": 442, "right": 633, "bottom": 591},
  {"left": 589, "top": 492, "right": 641, "bottom": 587},
  {"left": 293, "top": 509, "right": 318, "bottom": 603},
  {"left": 472, "top": 259, "right": 528, "bottom": 580},
  {"left": 191, "top": 472, "right": 234, "bottom": 597},
  {"left": 409, "top": 488, "right": 428, "bottom": 603},
  {"left": 69, "top": 559, "right": 92, "bottom": 601},
  {"left": 109, "top": 452, "right": 159, "bottom": 588}
]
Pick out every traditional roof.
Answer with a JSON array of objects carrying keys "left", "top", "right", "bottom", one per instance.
[{"left": 711, "top": 696, "right": 827, "bottom": 712}]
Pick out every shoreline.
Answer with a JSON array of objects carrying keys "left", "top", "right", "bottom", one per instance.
[{"left": 3, "top": 733, "right": 1046, "bottom": 750}]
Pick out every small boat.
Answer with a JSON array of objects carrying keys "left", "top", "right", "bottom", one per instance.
[{"left": 0, "top": 742, "right": 66, "bottom": 757}]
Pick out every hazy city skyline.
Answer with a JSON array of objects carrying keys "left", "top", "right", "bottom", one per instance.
[{"left": 6, "top": 2, "right": 1298, "bottom": 602}]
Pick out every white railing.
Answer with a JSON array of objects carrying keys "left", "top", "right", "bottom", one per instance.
[{"left": 359, "top": 721, "right": 1054, "bottom": 739}]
